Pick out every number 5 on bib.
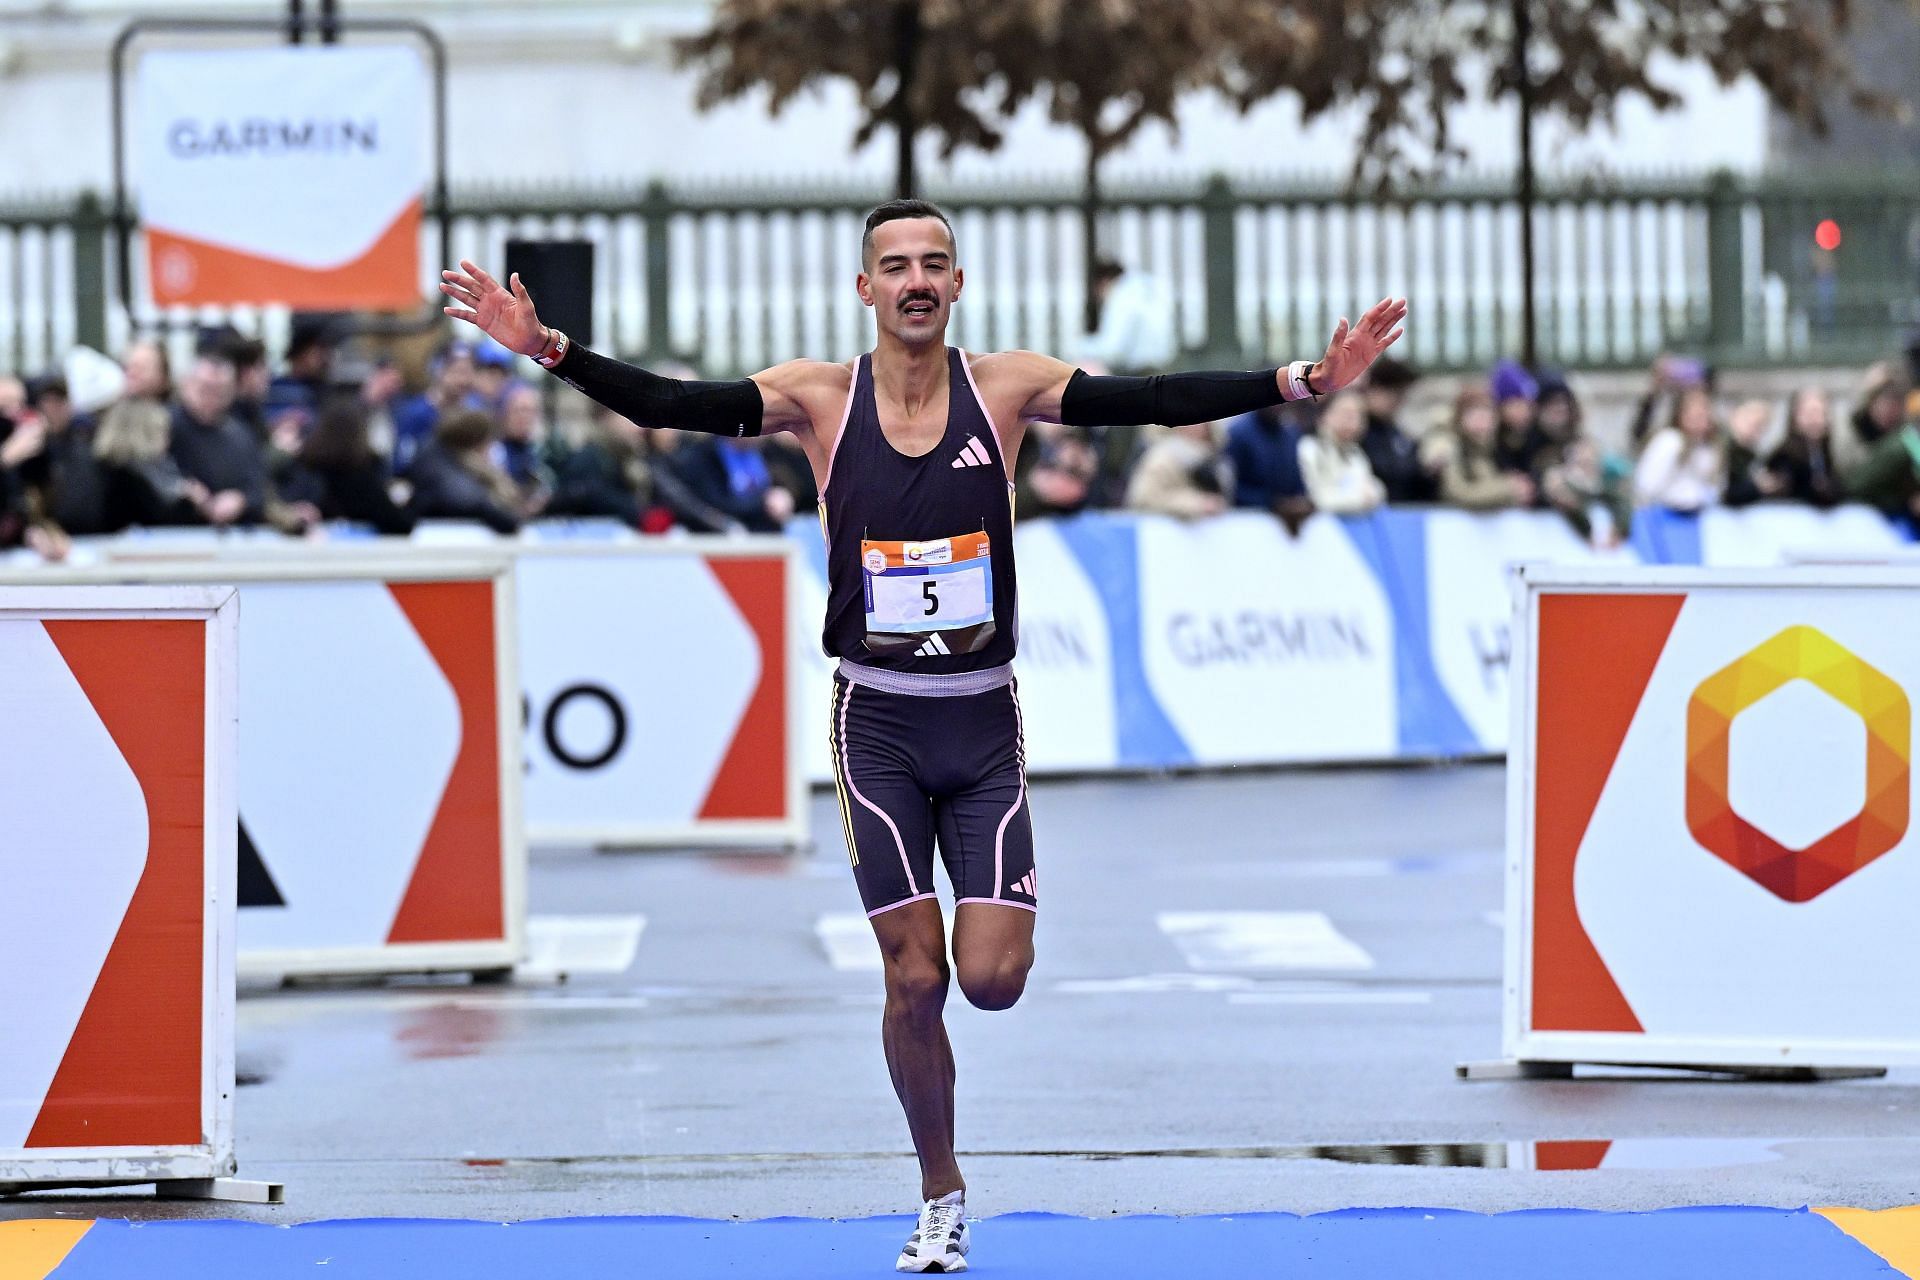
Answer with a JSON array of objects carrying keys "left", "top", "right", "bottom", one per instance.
[{"left": 860, "top": 531, "right": 996, "bottom": 656}]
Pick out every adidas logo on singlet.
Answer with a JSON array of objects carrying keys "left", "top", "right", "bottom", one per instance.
[
  {"left": 915, "top": 633, "right": 954, "bottom": 657},
  {"left": 950, "top": 435, "right": 993, "bottom": 469}
]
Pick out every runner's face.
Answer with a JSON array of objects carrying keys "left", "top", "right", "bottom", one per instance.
[{"left": 859, "top": 218, "right": 962, "bottom": 346}]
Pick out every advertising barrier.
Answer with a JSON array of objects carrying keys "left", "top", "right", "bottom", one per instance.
[
  {"left": 515, "top": 541, "right": 803, "bottom": 847},
  {"left": 0, "top": 585, "right": 240, "bottom": 1188},
  {"left": 1135, "top": 514, "right": 1398, "bottom": 764},
  {"left": 86, "top": 533, "right": 807, "bottom": 849},
  {"left": 0, "top": 555, "right": 524, "bottom": 981},
  {"left": 1500, "top": 564, "right": 1920, "bottom": 1070}
]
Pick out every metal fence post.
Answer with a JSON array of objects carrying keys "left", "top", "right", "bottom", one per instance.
[
  {"left": 642, "top": 180, "right": 672, "bottom": 361},
  {"left": 1200, "top": 175, "right": 1242, "bottom": 365},
  {"left": 72, "top": 191, "right": 109, "bottom": 354},
  {"left": 1705, "top": 170, "right": 1744, "bottom": 358}
]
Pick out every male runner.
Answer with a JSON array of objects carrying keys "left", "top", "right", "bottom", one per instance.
[{"left": 441, "top": 201, "right": 1404, "bottom": 1272}]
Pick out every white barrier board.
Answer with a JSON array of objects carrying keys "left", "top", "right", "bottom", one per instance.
[
  {"left": 1507, "top": 564, "right": 1920, "bottom": 1068},
  {"left": 0, "top": 585, "right": 238, "bottom": 1184},
  {"left": 515, "top": 541, "right": 804, "bottom": 846}
]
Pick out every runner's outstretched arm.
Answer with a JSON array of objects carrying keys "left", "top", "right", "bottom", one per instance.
[
  {"left": 439, "top": 259, "right": 821, "bottom": 436},
  {"left": 991, "top": 296, "right": 1409, "bottom": 427}
]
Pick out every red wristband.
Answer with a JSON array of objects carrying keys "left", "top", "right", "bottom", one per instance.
[{"left": 533, "top": 327, "right": 570, "bottom": 369}]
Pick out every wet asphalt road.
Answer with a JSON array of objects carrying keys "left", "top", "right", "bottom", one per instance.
[{"left": 8, "top": 765, "right": 1920, "bottom": 1223}]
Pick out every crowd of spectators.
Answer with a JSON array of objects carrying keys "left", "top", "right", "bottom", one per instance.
[
  {"left": 5, "top": 309, "right": 1920, "bottom": 557},
  {"left": 0, "top": 320, "right": 821, "bottom": 559},
  {"left": 1020, "top": 346, "right": 1920, "bottom": 545}
]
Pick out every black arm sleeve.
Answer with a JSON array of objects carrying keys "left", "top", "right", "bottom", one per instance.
[
  {"left": 1059, "top": 367, "right": 1284, "bottom": 428},
  {"left": 552, "top": 343, "right": 764, "bottom": 439}
]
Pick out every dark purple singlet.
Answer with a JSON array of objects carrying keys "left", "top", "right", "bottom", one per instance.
[
  {"left": 820, "top": 347, "right": 1018, "bottom": 673},
  {"left": 817, "top": 347, "right": 1036, "bottom": 918}
]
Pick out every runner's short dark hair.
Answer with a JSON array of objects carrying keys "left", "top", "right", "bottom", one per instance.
[{"left": 862, "top": 199, "right": 957, "bottom": 268}]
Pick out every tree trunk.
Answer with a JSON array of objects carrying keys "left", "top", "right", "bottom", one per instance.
[
  {"left": 891, "top": 0, "right": 922, "bottom": 198},
  {"left": 1081, "top": 125, "right": 1103, "bottom": 333},
  {"left": 1512, "top": 0, "right": 1538, "bottom": 368}
]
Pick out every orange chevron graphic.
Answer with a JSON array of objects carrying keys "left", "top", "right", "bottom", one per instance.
[
  {"left": 30, "top": 620, "right": 205, "bottom": 1148},
  {"left": 145, "top": 196, "right": 421, "bottom": 309},
  {"left": 386, "top": 580, "right": 505, "bottom": 945},
  {"left": 700, "top": 556, "right": 789, "bottom": 821}
]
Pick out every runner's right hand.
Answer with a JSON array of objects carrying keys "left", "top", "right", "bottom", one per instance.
[{"left": 440, "top": 259, "right": 546, "bottom": 356}]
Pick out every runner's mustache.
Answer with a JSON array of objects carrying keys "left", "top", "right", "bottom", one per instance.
[{"left": 900, "top": 293, "right": 938, "bottom": 311}]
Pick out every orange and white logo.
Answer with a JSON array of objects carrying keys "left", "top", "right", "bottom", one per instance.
[
  {"left": 1686, "top": 626, "right": 1910, "bottom": 903},
  {"left": 135, "top": 47, "right": 427, "bottom": 308}
]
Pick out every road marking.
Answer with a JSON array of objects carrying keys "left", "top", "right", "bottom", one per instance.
[
  {"left": 1228, "top": 989, "right": 1431, "bottom": 1006},
  {"left": 816, "top": 910, "right": 960, "bottom": 971},
  {"left": 815, "top": 912, "right": 882, "bottom": 971},
  {"left": 1054, "top": 973, "right": 1258, "bottom": 995},
  {"left": 518, "top": 914, "right": 646, "bottom": 980},
  {"left": 1159, "top": 852, "right": 1501, "bottom": 880},
  {"left": 1157, "top": 911, "right": 1374, "bottom": 972}
]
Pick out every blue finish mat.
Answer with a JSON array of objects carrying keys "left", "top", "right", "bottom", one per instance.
[{"left": 39, "top": 1208, "right": 1904, "bottom": 1279}]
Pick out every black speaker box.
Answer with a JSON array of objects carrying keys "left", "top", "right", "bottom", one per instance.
[{"left": 504, "top": 239, "right": 594, "bottom": 348}]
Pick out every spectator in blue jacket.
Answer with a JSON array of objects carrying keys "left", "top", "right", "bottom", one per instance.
[
  {"left": 656, "top": 434, "right": 796, "bottom": 533},
  {"left": 1225, "top": 402, "right": 1311, "bottom": 527},
  {"left": 392, "top": 344, "right": 480, "bottom": 475}
]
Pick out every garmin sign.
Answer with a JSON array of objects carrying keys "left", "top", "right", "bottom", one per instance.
[
  {"left": 1166, "top": 610, "right": 1373, "bottom": 667},
  {"left": 1135, "top": 514, "right": 1397, "bottom": 763},
  {"left": 134, "top": 47, "right": 427, "bottom": 308},
  {"left": 166, "top": 118, "right": 383, "bottom": 159}
]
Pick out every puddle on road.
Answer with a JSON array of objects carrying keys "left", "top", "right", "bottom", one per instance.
[
  {"left": 1064, "top": 1139, "right": 1783, "bottom": 1171},
  {"left": 445, "top": 1139, "right": 1789, "bottom": 1174},
  {"left": 396, "top": 1003, "right": 505, "bottom": 1060}
]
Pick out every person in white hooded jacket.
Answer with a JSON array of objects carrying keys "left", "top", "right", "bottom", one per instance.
[{"left": 1297, "top": 390, "right": 1387, "bottom": 515}]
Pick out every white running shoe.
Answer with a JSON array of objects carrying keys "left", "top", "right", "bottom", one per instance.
[{"left": 896, "top": 1189, "right": 969, "bottom": 1273}]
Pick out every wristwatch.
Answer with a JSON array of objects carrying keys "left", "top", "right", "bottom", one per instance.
[
  {"left": 1285, "top": 360, "right": 1322, "bottom": 401},
  {"left": 533, "top": 327, "right": 570, "bottom": 369}
]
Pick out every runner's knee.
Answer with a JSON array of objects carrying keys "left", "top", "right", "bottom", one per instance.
[
  {"left": 957, "top": 953, "right": 1029, "bottom": 1011},
  {"left": 883, "top": 950, "right": 950, "bottom": 1013}
]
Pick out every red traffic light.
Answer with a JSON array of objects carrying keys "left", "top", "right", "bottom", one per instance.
[{"left": 1815, "top": 219, "right": 1843, "bottom": 252}]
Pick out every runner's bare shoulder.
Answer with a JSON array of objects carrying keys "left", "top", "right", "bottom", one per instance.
[{"left": 753, "top": 358, "right": 855, "bottom": 436}]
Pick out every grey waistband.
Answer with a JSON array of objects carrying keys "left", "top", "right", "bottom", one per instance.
[{"left": 837, "top": 658, "right": 1014, "bottom": 698}]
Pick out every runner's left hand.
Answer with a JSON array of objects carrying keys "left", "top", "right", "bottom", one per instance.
[{"left": 1312, "top": 297, "right": 1407, "bottom": 392}]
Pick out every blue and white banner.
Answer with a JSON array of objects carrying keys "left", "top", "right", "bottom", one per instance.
[
  {"left": 1417, "top": 509, "right": 1632, "bottom": 752},
  {"left": 1133, "top": 514, "right": 1397, "bottom": 765}
]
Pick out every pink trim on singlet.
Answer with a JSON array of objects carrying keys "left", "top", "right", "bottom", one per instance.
[
  {"left": 955, "top": 349, "right": 1009, "bottom": 476},
  {"left": 820, "top": 355, "right": 864, "bottom": 499},
  {"left": 839, "top": 680, "right": 919, "bottom": 897}
]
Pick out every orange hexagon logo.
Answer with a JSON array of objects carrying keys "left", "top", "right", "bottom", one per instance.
[{"left": 1686, "top": 625, "right": 1909, "bottom": 902}]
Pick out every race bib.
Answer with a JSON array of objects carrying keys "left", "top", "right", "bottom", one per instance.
[{"left": 861, "top": 531, "right": 996, "bottom": 654}]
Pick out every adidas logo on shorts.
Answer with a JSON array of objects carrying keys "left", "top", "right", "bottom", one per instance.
[
  {"left": 1009, "top": 870, "right": 1035, "bottom": 897},
  {"left": 950, "top": 435, "right": 993, "bottom": 469},
  {"left": 915, "top": 633, "right": 953, "bottom": 657}
]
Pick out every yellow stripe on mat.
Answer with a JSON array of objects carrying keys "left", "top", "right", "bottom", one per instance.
[
  {"left": 0, "top": 1221, "right": 92, "bottom": 1280},
  {"left": 1818, "top": 1206, "right": 1920, "bottom": 1277}
]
